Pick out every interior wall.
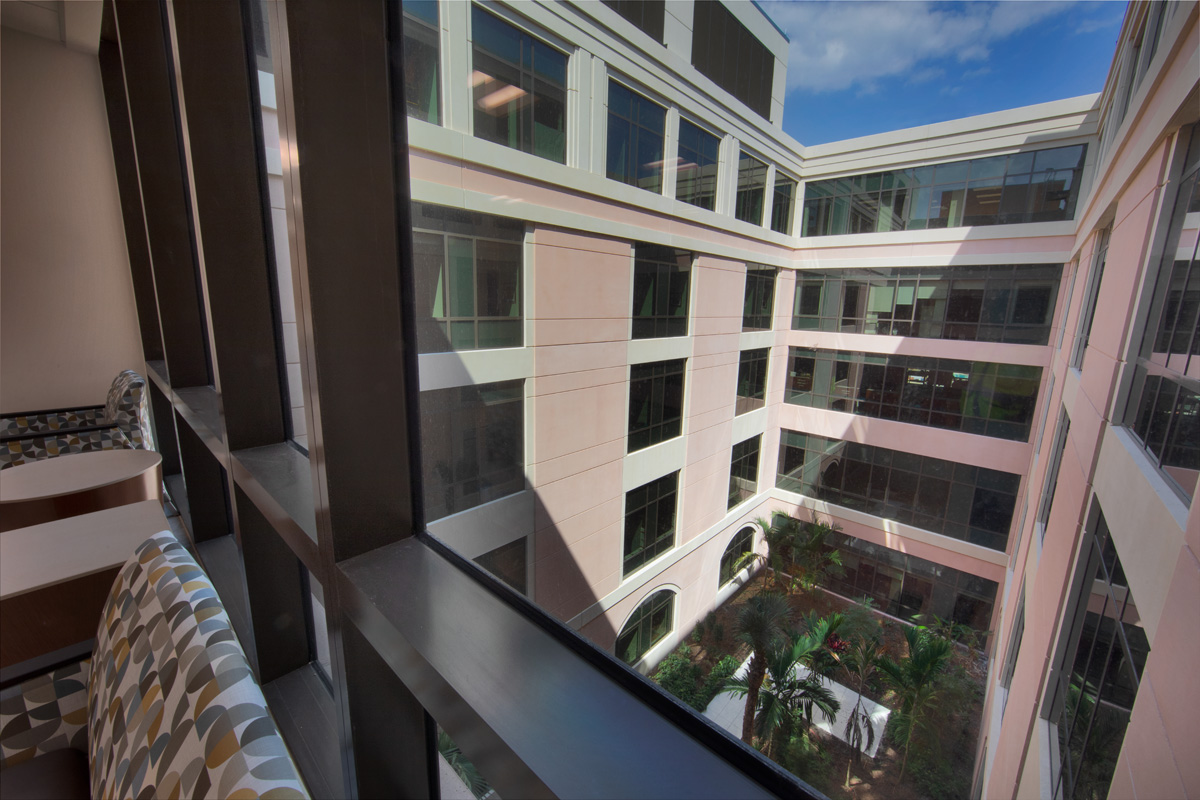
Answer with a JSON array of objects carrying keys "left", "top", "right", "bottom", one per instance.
[{"left": 1, "top": 25, "right": 143, "bottom": 411}]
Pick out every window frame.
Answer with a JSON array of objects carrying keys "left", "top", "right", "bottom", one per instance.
[
  {"left": 607, "top": 79, "right": 667, "bottom": 194},
  {"left": 631, "top": 244, "right": 692, "bottom": 339},
  {"left": 627, "top": 359, "right": 687, "bottom": 453},
  {"left": 728, "top": 435, "right": 762, "bottom": 510},
  {"left": 719, "top": 526, "right": 756, "bottom": 588},
  {"left": 624, "top": 471, "right": 681, "bottom": 576},
  {"left": 615, "top": 588, "right": 676, "bottom": 664}
]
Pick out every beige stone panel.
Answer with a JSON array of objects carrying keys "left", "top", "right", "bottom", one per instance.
[
  {"left": 692, "top": 261, "right": 746, "bottom": 320},
  {"left": 786, "top": 329, "right": 1050, "bottom": 367},
  {"left": 531, "top": 438, "right": 624, "bottom": 487},
  {"left": 688, "top": 367, "right": 737, "bottom": 418},
  {"left": 684, "top": 423, "right": 734, "bottom": 466},
  {"left": 535, "top": 496, "right": 623, "bottom": 558},
  {"left": 532, "top": 382, "right": 626, "bottom": 463},
  {"left": 530, "top": 366, "right": 626, "bottom": 398},
  {"left": 689, "top": 313, "right": 742, "bottom": 338},
  {"left": 532, "top": 226, "right": 630, "bottom": 256},
  {"left": 1, "top": 29, "right": 143, "bottom": 410},
  {"left": 530, "top": 318, "right": 629, "bottom": 347},
  {"left": 533, "top": 340, "right": 627, "bottom": 375},
  {"left": 1115, "top": 677, "right": 1187, "bottom": 800},
  {"left": 533, "top": 459, "right": 622, "bottom": 532},
  {"left": 689, "top": 349, "right": 739, "bottom": 372},
  {"left": 686, "top": 407, "right": 734, "bottom": 442},
  {"left": 531, "top": 240, "right": 630, "bottom": 321},
  {"left": 1139, "top": 548, "right": 1200, "bottom": 795},
  {"left": 1106, "top": 758, "right": 1136, "bottom": 800}
]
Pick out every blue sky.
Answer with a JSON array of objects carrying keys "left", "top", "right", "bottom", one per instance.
[{"left": 758, "top": 1, "right": 1129, "bottom": 145}]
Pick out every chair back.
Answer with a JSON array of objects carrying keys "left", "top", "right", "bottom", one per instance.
[{"left": 104, "top": 370, "right": 154, "bottom": 450}]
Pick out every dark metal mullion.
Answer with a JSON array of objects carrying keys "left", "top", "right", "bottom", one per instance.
[
  {"left": 1068, "top": 588, "right": 1127, "bottom": 800},
  {"left": 1176, "top": 240, "right": 1200, "bottom": 371}
]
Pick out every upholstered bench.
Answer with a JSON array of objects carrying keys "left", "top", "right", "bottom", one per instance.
[{"left": 0, "top": 531, "right": 309, "bottom": 799}]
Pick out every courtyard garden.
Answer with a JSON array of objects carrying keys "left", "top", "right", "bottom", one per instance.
[{"left": 651, "top": 515, "right": 987, "bottom": 799}]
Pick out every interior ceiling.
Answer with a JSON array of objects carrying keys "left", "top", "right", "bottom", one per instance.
[{"left": 1, "top": 1, "right": 102, "bottom": 55}]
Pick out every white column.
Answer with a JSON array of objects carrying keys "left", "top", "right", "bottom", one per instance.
[
  {"left": 442, "top": 0, "right": 473, "bottom": 135},
  {"left": 662, "top": 107, "right": 680, "bottom": 200}
]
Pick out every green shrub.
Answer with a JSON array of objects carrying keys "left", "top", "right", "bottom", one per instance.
[
  {"left": 909, "top": 748, "right": 969, "bottom": 800},
  {"left": 653, "top": 645, "right": 702, "bottom": 708},
  {"left": 697, "top": 654, "right": 741, "bottom": 710},
  {"left": 712, "top": 622, "right": 725, "bottom": 643},
  {"left": 781, "top": 730, "right": 833, "bottom": 787}
]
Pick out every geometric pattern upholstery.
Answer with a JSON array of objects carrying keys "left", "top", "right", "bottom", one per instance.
[
  {"left": 0, "top": 370, "right": 153, "bottom": 470},
  {"left": 87, "top": 532, "right": 308, "bottom": 799},
  {"left": 0, "top": 428, "right": 133, "bottom": 470},
  {"left": 0, "top": 660, "right": 91, "bottom": 769}
]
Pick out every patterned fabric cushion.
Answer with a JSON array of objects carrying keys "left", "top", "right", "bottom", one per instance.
[
  {"left": 0, "top": 660, "right": 91, "bottom": 769},
  {"left": 88, "top": 532, "right": 308, "bottom": 799},
  {"left": 0, "top": 428, "right": 132, "bottom": 470},
  {"left": 104, "top": 370, "right": 154, "bottom": 451},
  {"left": 0, "top": 409, "right": 105, "bottom": 438}
]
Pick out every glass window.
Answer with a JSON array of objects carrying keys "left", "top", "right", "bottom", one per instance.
[
  {"left": 402, "top": 1, "right": 440, "bottom": 125},
  {"left": 1071, "top": 229, "right": 1110, "bottom": 368},
  {"left": 771, "top": 174, "right": 796, "bottom": 234},
  {"left": 689, "top": 0, "right": 773, "bottom": 118},
  {"left": 471, "top": 6, "right": 567, "bottom": 163},
  {"left": 810, "top": 527, "right": 998, "bottom": 633},
  {"left": 474, "top": 537, "right": 527, "bottom": 594},
  {"left": 676, "top": 119, "right": 720, "bottom": 211},
  {"left": 607, "top": 81, "right": 666, "bottom": 194},
  {"left": 1123, "top": 126, "right": 1200, "bottom": 503},
  {"left": 728, "top": 435, "right": 761, "bottom": 509},
  {"left": 628, "top": 359, "right": 686, "bottom": 453},
  {"left": 412, "top": 203, "right": 524, "bottom": 354},
  {"left": 786, "top": 348, "right": 1043, "bottom": 442},
  {"left": 420, "top": 380, "right": 525, "bottom": 522},
  {"left": 631, "top": 244, "right": 691, "bottom": 339},
  {"left": 1037, "top": 408, "right": 1070, "bottom": 540},
  {"left": 789, "top": 265, "right": 1061, "bottom": 344},
  {"left": 735, "top": 348, "right": 769, "bottom": 415},
  {"left": 802, "top": 145, "right": 1088, "bottom": 236},
  {"left": 624, "top": 473, "right": 679, "bottom": 575},
  {"left": 616, "top": 589, "right": 674, "bottom": 664},
  {"left": 602, "top": 0, "right": 665, "bottom": 42},
  {"left": 719, "top": 526, "right": 755, "bottom": 587},
  {"left": 743, "top": 265, "right": 776, "bottom": 330},
  {"left": 776, "top": 430, "right": 1020, "bottom": 551},
  {"left": 735, "top": 151, "right": 768, "bottom": 225},
  {"left": 1045, "top": 506, "right": 1149, "bottom": 800}
]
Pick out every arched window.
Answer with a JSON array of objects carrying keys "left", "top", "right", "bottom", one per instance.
[
  {"left": 615, "top": 589, "right": 674, "bottom": 664},
  {"left": 719, "top": 525, "right": 755, "bottom": 587}
]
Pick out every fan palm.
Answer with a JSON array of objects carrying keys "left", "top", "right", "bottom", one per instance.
[{"left": 841, "top": 634, "right": 884, "bottom": 788}]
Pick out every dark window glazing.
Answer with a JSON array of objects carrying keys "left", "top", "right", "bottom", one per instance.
[
  {"left": 811, "top": 528, "right": 999, "bottom": 632},
  {"left": 719, "top": 526, "right": 755, "bottom": 587},
  {"left": 736, "top": 348, "right": 769, "bottom": 415},
  {"left": 802, "top": 145, "right": 1087, "bottom": 236},
  {"left": 403, "top": 1, "right": 440, "bottom": 124},
  {"left": 1037, "top": 409, "right": 1070, "bottom": 540},
  {"left": 786, "top": 348, "right": 1043, "bottom": 442},
  {"left": 608, "top": 81, "right": 666, "bottom": 193},
  {"left": 616, "top": 589, "right": 674, "bottom": 664},
  {"left": 602, "top": 0, "right": 665, "bottom": 42},
  {"left": 624, "top": 472, "right": 679, "bottom": 575},
  {"left": 1046, "top": 506, "right": 1149, "bottom": 800},
  {"left": 771, "top": 174, "right": 796, "bottom": 234},
  {"left": 628, "top": 359, "right": 686, "bottom": 452},
  {"left": 412, "top": 203, "right": 524, "bottom": 354},
  {"left": 777, "top": 431, "right": 1020, "bottom": 551},
  {"left": 420, "top": 380, "right": 525, "bottom": 522},
  {"left": 676, "top": 119, "right": 720, "bottom": 211},
  {"left": 474, "top": 537, "right": 527, "bottom": 594},
  {"left": 735, "top": 151, "right": 768, "bottom": 225},
  {"left": 728, "top": 435, "right": 761, "bottom": 509},
  {"left": 791, "top": 264, "right": 1063, "bottom": 346},
  {"left": 743, "top": 265, "right": 776, "bottom": 330},
  {"left": 632, "top": 244, "right": 691, "bottom": 338},
  {"left": 1071, "top": 229, "right": 1109, "bottom": 367},
  {"left": 471, "top": 6, "right": 567, "bottom": 163},
  {"left": 690, "top": 0, "right": 773, "bottom": 118},
  {"left": 1124, "top": 126, "right": 1200, "bottom": 503}
]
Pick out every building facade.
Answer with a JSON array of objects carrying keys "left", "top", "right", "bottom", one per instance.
[{"left": 2, "top": 0, "right": 1196, "bottom": 797}]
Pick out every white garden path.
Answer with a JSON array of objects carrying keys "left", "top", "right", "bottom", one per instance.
[{"left": 703, "top": 655, "right": 892, "bottom": 759}]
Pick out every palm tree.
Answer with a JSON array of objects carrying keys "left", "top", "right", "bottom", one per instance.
[
  {"left": 841, "top": 634, "right": 884, "bottom": 789},
  {"left": 746, "top": 516, "right": 800, "bottom": 592},
  {"left": 790, "top": 516, "right": 843, "bottom": 595},
  {"left": 729, "top": 613, "right": 844, "bottom": 757},
  {"left": 730, "top": 592, "right": 793, "bottom": 744},
  {"left": 878, "top": 624, "right": 953, "bottom": 779}
]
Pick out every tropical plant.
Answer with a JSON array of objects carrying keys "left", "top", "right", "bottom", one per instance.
[
  {"left": 728, "top": 612, "right": 844, "bottom": 758},
  {"left": 839, "top": 596, "right": 882, "bottom": 644},
  {"left": 789, "top": 516, "right": 844, "bottom": 595},
  {"left": 840, "top": 633, "right": 884, "bottom": 788},
  {"left": 652, "top": 644, "right": 702, "bottom": 708},
  {"left": 729, "top": 592, "right": 793, "bottom": 744},
  {"left": 747, "top": 514, "right": 844, "bottom": 596},
  {"left": 879, "top": 624, "right": 953, "bottom": 779},
  {"left": 438, "top": 730, "right": 491, "bottom": 799},
  {"left": 699, "top": 655, "right": 741, "bottom": 710}
]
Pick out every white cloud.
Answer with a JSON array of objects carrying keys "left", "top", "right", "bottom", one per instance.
[{"left": 761, "top": 1, "right": 1076, "bottom": 93}]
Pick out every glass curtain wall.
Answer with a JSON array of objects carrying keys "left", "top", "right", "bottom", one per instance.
[
  {"left": 607, "top": 81, "right": 666, "bottom": 193},
  {"left": 802, "top": 145, "right": 1087, "bottom": 236},
  {"left": 787, "top": 348, "right": 1043, "bottom": 442},
  {"left": 403, "top": 1, "right": 440, "bottom": 124},
  {"left": 676, "top": 119, "right": 720, "bottom": 211},
  {"left": 792, "top": 264, "right": 1063, "bottom": 345}
]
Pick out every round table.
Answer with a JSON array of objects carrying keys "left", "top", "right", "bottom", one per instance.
[{"left": 0, "top": 449, "right": 163, "bottom": 532}]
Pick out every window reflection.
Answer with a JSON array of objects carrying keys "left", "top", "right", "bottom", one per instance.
[{"left": 607, "top": 81, "right": 665, "bottom": 193}]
